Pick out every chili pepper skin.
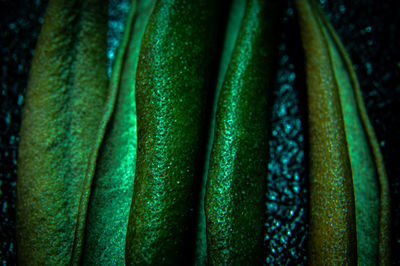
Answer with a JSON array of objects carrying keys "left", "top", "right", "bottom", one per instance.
[
  {"left": 16, "top": 0, "right": 108, "bottom": 264},
  {"left": 194, "top": 1, "right": 246, "bottom": 264},
  {"left": 205, "top": 0, "right": 280, "bottom": 264},
  {"left": 124, "top": 0, "right": 222, "bottom": 264},
  {"left": 296, "top": 1, "right": 357, "bottom": 264},
  {"left": 82, "top": 1, "right": 156, "bottom": 264},
  {"left": 295, "top": 0, "right": 390, "bottom": 265}
]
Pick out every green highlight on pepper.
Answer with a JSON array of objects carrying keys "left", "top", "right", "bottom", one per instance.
[
  {"left": 15, "top": 0, "right": 390, "bottom": 264},
  {"left": 125, "top": 0, "right": 224, "bottom": 264},
  {"left": 205, "top": 0, "right": 280, "bottom": 264}
]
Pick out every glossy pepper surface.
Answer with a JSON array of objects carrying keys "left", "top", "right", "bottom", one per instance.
[
  {"left": 205, "top": 0, "right": 280, "bottom": 264},
  {"left": 125, "top": 0, "right": 223, "bottom": 264},
  {"left": 82, "top": 0, "right": 154, "bottom": 264}
]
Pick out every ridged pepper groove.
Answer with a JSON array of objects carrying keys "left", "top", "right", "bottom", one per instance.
[{"left": 81, "top": 0, "right": 155, "bottom": 264}]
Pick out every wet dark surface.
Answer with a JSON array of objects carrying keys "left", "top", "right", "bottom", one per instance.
[
  {"left": 0, "top": 0, "right": 398, "bottom": 264},
  {"left": 263, "top": 3, "right": 308, "bottom": 264}
]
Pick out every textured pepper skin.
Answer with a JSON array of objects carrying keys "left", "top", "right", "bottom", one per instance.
[
  {"left": 16, "top": 0, "right": 108, "bottom": 264},
  {"left": 205, "top": 0, "right": 279, "bottom": 264},
  {"left": 296, "top": 0, "right": 356, "bottom": 264},
  {"left": 312, "top": 4, "right": 391, "bottom": 265},
  {"left": 296, "top": 0, "right": 390, "bottom": 265},
  {"left": 125, "top": 0, "right": 222, "bottom": 264},
  {"left": 82, "top": 1, "right": 155, "bottom": 264}
]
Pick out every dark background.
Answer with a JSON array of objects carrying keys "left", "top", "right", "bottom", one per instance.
[{"left": 0, "top": 0, "right": 398, "bottom": 264}]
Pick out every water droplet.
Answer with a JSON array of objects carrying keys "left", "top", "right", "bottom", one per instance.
[{"left": 365, "top": 62, "right": 373, "bottom": 75}]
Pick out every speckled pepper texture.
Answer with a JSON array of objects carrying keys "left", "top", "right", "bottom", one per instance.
[
  {"left": 296, "top": 0, "right": 391, "bottom": 265},
  {"left": 296, "top": 0, "right": 357, "bottom": 264},
  {"left": 16, "top": 0, "right": 108, "bottom": 264},
  {"left": 125, "top": 0, "right": 223, "bottom": 264},
  {"left": 205, "top": 0, "right": 280, "bottom": 264}
]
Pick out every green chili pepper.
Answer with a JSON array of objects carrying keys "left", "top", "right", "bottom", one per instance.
[
  {"left": 295, "top": 0, "right": 390, "bottom": 264},
  {"left": 16, "top": 0, "right": 108, "bottom": 264},
  {"left": 17, "top": 0, "right": 390, "bottom": 264},
  {"left": 124, "top": 0, "right": 223, "bottom": 264},
  {"left": 205, "top": 0, "right": 280, "bottom": 264},
  {"left": 82, "top": 0, "right": 155, "bottom": 264}
]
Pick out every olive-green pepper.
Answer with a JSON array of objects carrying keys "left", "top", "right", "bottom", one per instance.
[
  {"left": 295, "top": 0, "right": 390, "bottom": 264},
  {"left": 16, "top": 0, "right": 108, "bottom": 264}
]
